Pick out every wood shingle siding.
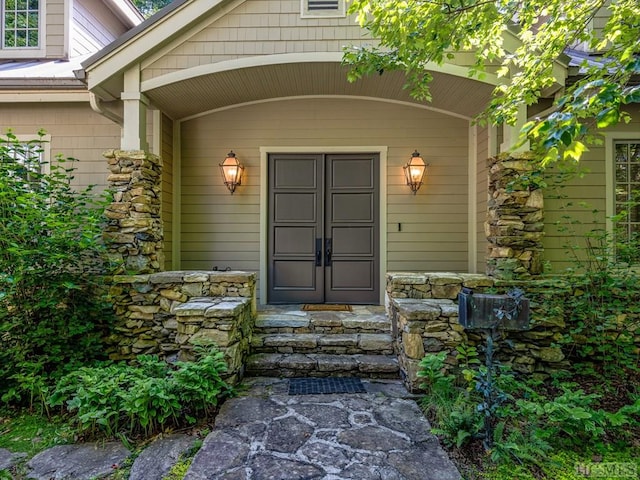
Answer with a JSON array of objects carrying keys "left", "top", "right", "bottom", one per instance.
[
  {"left": 0, "top": 103, "right": 121, "bottom": 191},
  {"left": 179, "top": 97, "right": 470, "bottom": 273},
  {"left": 542, "top": 104, "right": 640, "bottom": 272},
  {"left": 140, "top": 0, "right": 478, "bottom": 83}
]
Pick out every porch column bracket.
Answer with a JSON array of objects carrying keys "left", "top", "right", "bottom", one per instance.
[{"left": 121, "top": 65, "right": 149, "bottom": 151}]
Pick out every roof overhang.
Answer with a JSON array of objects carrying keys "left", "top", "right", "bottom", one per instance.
[
  {"left": 79, "top": 0, "right": 568, "bottom": 121},
  {"left": 142, "top": 55, "right": 497, "bottom": 120}
]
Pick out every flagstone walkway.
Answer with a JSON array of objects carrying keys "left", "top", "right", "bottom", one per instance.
[{"left": 184, "top": 377, "right": 461, "bottom": 480}]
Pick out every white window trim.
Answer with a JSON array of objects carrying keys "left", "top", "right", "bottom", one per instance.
[
  {"left": 300, "top": 0, "right": 346, "bottom": 19},
  {"left": 0, "top": 0, "right": 46, "bottom": 58},
  {"left": 605, "top": 132, "right": 640, "bottom": 235},
  {"left": 2, "top": 133, "right": 51, "bottom": 176}
]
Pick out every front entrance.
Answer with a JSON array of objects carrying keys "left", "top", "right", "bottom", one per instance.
[{"left": 268, "top": 153, "right": 379, "bottom": 304}]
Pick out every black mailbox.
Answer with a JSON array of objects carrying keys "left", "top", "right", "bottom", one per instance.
[{"left": 458, "top": 288, "right": 530, "bottom": 331}]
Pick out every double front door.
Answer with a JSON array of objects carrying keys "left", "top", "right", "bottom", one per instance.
[{"left": 268, "top": 153, "right": 379, "bottom": 304}]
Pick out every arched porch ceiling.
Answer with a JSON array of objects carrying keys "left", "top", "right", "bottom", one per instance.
[{"left": 143, "top": 61, "right": 496, "bottom": 121}]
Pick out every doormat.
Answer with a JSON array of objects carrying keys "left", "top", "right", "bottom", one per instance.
[
  {"left": 302, "top": 304, "right": 352, "bottom": 312},
  {"left": 288, "top": 377, "right": 366, "bottom": 395}
]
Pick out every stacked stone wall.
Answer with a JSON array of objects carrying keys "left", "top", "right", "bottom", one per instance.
[
  {"left": 174, "top": 297, "right": 254, "bottom": 384},
  {"left": 486, "top": 154, "right": 544, "bottom": 279},
  {"left": 386, "top": 272, "right": 607, "bottom": 392},
  {"left": 104, "top": 150, "right": 163, "bottom": 274},
  {"left": 108, "top": 271, "right": 256, "bottom": 360}
]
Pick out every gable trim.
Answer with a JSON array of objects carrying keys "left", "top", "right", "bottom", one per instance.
[
  {"left": 83, "top": 0, "right": 227, "bottom": 90},
  {"left": 140, "top": 0, "right": 246, "bottom": 70}
]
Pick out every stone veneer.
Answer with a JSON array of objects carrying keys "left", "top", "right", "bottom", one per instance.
[
  {"left": 107, "top": 271, "right": 256, "bottom": 383},
  {"left": 387, "top": 272, "right": 574, "bottom": 392},
  {"left": 486, "top": 154, "right": 544, "bottom": 279},
  {"left": 104, "top": 150, "right": 163, "bottom": 274}
]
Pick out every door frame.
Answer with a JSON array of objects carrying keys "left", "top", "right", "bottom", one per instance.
[{"left": 259, "top": 146, "right": 388, "bottom": 305}]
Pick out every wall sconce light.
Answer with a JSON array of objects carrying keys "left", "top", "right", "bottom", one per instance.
[
  {"left": 219, "top": 151, "right": 244, "bottom": 194},
  {"left": 404, "top": 150, "right": 427, "bottom": 195}
]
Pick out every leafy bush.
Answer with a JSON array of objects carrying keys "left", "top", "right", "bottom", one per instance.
[
  {"left": 419, "top": 346, "right": 640, "bottom": 466},
  {"left": 0, "top": 130, "right": 116, "bottom": 409},
  {"left": 49, "top": 345, "right": 233, "bottom": 437}
]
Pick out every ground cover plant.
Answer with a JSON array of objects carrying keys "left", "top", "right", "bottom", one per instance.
[
  {"left": 420, "top": 347, "right": 640, "bottom": 479},
  {"left": 48, "top": 345, "right": 234, "bottom": 438}
]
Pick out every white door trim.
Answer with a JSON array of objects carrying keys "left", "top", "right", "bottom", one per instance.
[{"left": 259, "top": 146, "right": 388, "bottom": 305}]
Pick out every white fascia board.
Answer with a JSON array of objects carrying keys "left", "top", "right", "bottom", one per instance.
[
  {"left": 0, "top": 91, "right": 89, "bottom": 102},
  {"left": 85, "top": 0, "right": 227, "bottom": 92},
  {"left": 103, "top": 0, "right": 145, "bottom": 26}
]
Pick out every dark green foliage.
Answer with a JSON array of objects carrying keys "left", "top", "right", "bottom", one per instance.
[
  {"left": 419, "top": 347, "right": 640, "bottom": 467},
  {"left": 0, "top": 130, "right": 115, "bottom": 409},
  {"left": 132, "top": 0, "right": 174, "bottom": 17},
  {"left": 550, "top": 197, "right": 640, "bottom": 373},
  {"left": 49, "top": 345, "right": 233, "bottom": 437}
]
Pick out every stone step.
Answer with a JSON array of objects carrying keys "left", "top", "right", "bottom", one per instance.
[
  {"left": 246, "top": 353, "right": 400, "bottom": 379},
  {"left": 254, "top": 313, "right": 390, "bottom": 335},
  {"left": 251, "top": 333, "right": 394, "bottom": 355}
]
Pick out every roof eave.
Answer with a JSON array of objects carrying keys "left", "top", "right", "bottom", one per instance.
[
  {"left": 0, "top": 78, "right": 87, "bottom": 89},
  {"left": 82, "top": 0, "right": 190, "bottom": 71},
  {"left": 103, "top": 0, "right": 145, "bottom": 28}
]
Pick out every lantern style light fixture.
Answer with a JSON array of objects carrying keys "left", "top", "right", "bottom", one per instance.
[
  {"left": 404, "top": 150, "right": 427, "bottom": 194},
  {"left": 219, "top": 151, "right": 244, "bottom": 194}
]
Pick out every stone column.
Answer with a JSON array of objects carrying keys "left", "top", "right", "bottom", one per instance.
[
  {"left": 103, "top": 150, "right": 163, "bottom": 273},
  {"left": 485, "top": 154, "right": 544, "bottom": 279}
]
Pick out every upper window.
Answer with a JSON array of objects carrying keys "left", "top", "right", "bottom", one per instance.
[
  {"left": 614, "top": 141, "right": 640, "bottom": 263},
  {"left": 2, "top": 0, "right": 40, "bottom": 49},
  {"left": 301, "top": 0, "right": 345, "bottom": 18}
]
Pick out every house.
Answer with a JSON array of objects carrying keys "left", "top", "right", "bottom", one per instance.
[
  {"left": 3, "top": 0, "right": 639, "bottom": 306},
  {"left": 0, "top": 0, "right": 143, "bottom": 189}
]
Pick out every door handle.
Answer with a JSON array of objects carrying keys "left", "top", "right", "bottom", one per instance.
[
  {"left": 325, "top": 238, "right": 332, "bottom": 266},
  {"left": 315, "top": 238, "right": 322, "bottom": 266}
]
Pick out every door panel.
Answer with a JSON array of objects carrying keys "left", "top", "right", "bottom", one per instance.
[
  {"left": 331, "top": 193, "right": 374, "bottom": 222},
  {"left": 325, "top": 155, "right": 379, "bottom": 304},
  {"left": 272, "top": 260, "right": 317, "bottom": 289},
  {"left": 273, "top": 193, "right": 317, "bottom": 222},
  {"left": 268, "top": 155, "right": 323, "bottom": 303},
  {"left": 273, "top": 227, "right": 315, "bottom": 255},
  {"left": 331, "top": 261, "right": 374, "bottom": 289},
  {"left": 332, "top": 227, "right": 373, "bottom": 255},
  {"left": 268, "top": 153, "right": 379, "bottom": 304}
]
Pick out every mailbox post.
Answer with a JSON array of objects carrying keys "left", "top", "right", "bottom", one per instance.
[{"left": 457, "top": 288, "right": 530, "bottom": 450}]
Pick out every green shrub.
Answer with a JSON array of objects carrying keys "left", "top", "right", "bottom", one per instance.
[
  {"left": 0, "top": 130, "right": 115, "bottom": 409},
  {"left": 49, "top": 345, "right": 233, "bottom": 437}
]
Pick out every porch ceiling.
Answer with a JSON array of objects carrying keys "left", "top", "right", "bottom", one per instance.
[{"left": 143, "top": 62, "right": 495, "bottom": 120}]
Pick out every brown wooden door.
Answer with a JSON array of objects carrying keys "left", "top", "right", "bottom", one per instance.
[{"left": 268, "top": 153, "right": 379, "bottom": 304}]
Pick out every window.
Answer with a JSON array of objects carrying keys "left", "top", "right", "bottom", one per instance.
[
  {"left": 0, "top": 133, "right": 50, "bottom": 185},
  {"left": 2, "top": 0, "right": 40, "bottom": 49},
  {"left": 614, "top": 141, "right": 640, "bottom": 262},
  {"left": 301, "top": 0, "right": 345, "bottom": 18}
]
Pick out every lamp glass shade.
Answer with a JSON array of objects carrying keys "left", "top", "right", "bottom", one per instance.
[
  {"left": 219, "top": 152, "right": 244, "bottom": 194},
  {"left": 404, "top": 152, "right": 426, "bottom": 194}
]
